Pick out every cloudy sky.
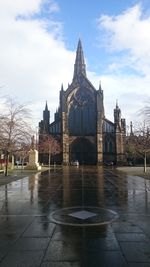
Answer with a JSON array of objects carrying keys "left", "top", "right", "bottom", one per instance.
[{"left": 0, "top": 0, "right": 150, "bottom": 130}]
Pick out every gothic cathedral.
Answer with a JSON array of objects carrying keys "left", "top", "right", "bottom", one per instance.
[{"left": 39, "top": 40, "right": 126, "bottom": 165}]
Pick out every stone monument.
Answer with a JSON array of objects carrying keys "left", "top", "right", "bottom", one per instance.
[{"left": 25, "top": 136, "right": 41, "bottom": 170}]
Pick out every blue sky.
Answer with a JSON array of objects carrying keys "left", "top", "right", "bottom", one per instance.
[{"left": 0, "top": 0, "right": 150, "bottom": 131}]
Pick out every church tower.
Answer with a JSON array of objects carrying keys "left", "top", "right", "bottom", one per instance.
[
  {"left": 60, "top": 39, "right": 104, "bottom": 165},
  {"left": 39, "top": 101, "right": 50, "bottom": 141},
  {"left": 38, "top": 101, "right": 50, "bottom": 163},
  {"left": 43, "top": 101, "right": 50, "bottom": 134},
  {"left": 114, "top": 101, "right": 126, "bottom": 163},
  {"left": 39, "top": 40, "right": 126, "bottom": 165}
]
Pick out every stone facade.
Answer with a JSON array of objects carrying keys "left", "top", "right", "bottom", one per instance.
[{"left": 39, "top": 40, "right": 126, "bottom": 165}]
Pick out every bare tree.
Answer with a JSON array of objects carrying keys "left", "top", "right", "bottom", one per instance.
[
  {"left": 126, "top": 122, "right": 150, "bottom": 172},
  {"left": 39, "top": 134, "right": 61, "bottom": 167},
  {"left": 14, "top": 142, "right": 31, "bottom": 170},
  {"left": 0, "top": 98, "right": 33, "bottom": 175}
]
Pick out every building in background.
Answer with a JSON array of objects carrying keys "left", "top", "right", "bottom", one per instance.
[{"left": 39, "top": 40, "right": 126, "bottom": 165}]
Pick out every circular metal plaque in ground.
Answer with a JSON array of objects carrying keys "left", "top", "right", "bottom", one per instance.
[{"left": 50, "top": 206, "right": 118, "bottom": 227}]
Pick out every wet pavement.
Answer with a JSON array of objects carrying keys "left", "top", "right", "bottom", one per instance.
[{"left": 0, "top": 166, "right": 150, "bottom": 266}]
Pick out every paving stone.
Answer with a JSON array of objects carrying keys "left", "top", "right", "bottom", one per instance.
[
  {"left": 0, "top": 250, "right": 44, "bottom": 267},
  {"left": 51, "top": 226, "right": 83, "bottom": 241},
  {"left": 0, "top": 235, "right": 18, "bottom": 251},
  {"left": 112, "top": 222, "right": 143, "bottom": 233},
  {"left": 0, "top": 234, "right": 19, "bottom": 258},
  {"left": 85, "top": 237, "right": 120, "bottom": 251},
  {"left": 0, "top": 216, "right": 33, "bottom": 234},
  {"left": 84, "top": 225, "right": 115, "bottom": 239},
  {"left": 138, "top": 222, "right": 150, "bottom": 238},
  {"left": 116, "top": 233, "right": 149, "bottom": 242},
  {"left": 23, "top": 221, "right": 56, "bottom": 237},
  {"left": 44, "top": 240, "right": 81, "bottom": 261},
  {"left": 84, "top": 251, "right": 127, "bottom": 267},
  {"left": 120, "top": 242, "right": 150, "bottom": 262},
  {"left": 11, "top": 237, "right": 50, "bottom": 250}
]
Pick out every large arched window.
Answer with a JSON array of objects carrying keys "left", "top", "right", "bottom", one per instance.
[{"left": 68, "top": 88, "right": 96, "bottom": 135}]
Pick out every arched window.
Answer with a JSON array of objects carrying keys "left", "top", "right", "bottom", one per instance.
[{"left": 68, "top": 88, "right": 96, "bottom": 135}]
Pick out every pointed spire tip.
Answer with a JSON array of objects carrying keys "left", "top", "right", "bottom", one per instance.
[
  {"left": 116, "top": 99, "right": 118, "bottom": 108},
  {"left": 45, "top": 101, "right": 48, "bottom": 110},
  {"left": 73, "top": 39, "right": 86, "bottom": 80}
]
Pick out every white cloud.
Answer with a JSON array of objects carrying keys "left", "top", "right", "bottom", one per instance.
[
  {"left": 0, "top": 0, "right": 41, "bottom": 19},
  {"left": 0, "top": 0, "right": 75, "bottom": 126},
  {"left": 96, "top": 4, "right": 150, "bottom": 125},
  {"left": 98, "top": 4, "right": 150, "bottom": 74}
]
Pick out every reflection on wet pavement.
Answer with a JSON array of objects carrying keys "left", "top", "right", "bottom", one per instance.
[{"left": 0, "top": 166, "right": 150, "bottom": 266}]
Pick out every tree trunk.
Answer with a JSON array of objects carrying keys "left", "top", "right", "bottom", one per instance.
[
  {"left": 48, "top": 153, "right": 51, "bottom": 168},
  {"left": 21, "top": 157, "right": 24, "bottom": 173},
  {"left": 4, "top": 151, "right": 8, "bottom": 176},
  {"left": 144, "top": 152, "right": 147, "bottom": 173},
  {"left": 11, "top": 155, "right": 14, "bottom": 170}
]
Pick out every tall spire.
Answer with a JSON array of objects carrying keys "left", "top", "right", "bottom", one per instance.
[
  {"left": 43, "top": 101, "right": 50, "bottom": 127},
  {"left": 73, "top": 39, "right": 86, "bottom": 81},
  {"left": 99, "top": 80, "right": 103, "bottom": 91},
  {"left": 116, "top": 99, "right": 119, "bottom": 109},
  {"left": 130, "top": 121, "right": 133, "bottom": 136},
  {"left": 114, "top": 100, "right": 121, "bottom": 125},
  {"left": 45, "top": 100, "right": 48, "bottom": 111}
]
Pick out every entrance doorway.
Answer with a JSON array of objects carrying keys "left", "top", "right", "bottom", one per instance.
[{"left": 70, "top": 138, "right": 96, "bottom": 165}]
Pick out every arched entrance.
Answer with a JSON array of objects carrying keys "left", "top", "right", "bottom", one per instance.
[{"left": 70, "top": 138, "right": 97, "bottom": 165}]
